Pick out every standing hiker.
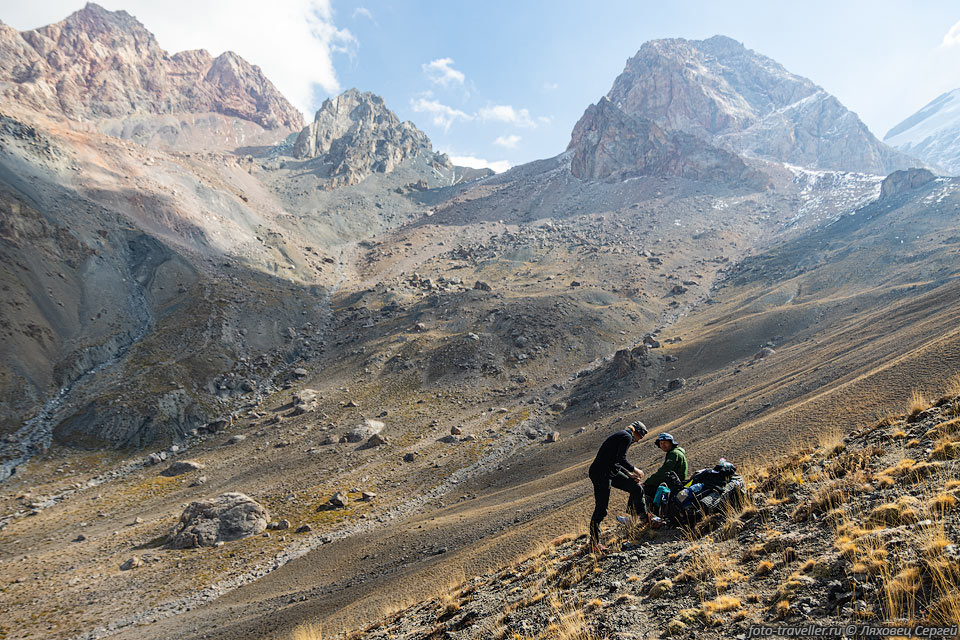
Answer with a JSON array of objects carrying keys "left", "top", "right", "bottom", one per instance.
[{"left": 588, "top": 421, "right": 663, "bottom": 552}]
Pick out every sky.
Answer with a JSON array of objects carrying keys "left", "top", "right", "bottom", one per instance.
[{"left": 4, "top": 1, "right": 960, "bottom": 173}]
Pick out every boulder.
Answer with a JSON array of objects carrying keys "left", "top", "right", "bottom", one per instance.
[
  {"left": 120, "top": 557, "right": 142, "bottom": 571},
  {"left": 753, "top": 347, "right": 776, "bottom": 360},
  {"left": 403, "top": 452, "right": 418, "bottom": 462},
  {"left": 473, "top": 280, "right": 492, "bottom": 291},
  {"left": 546, "top": 431, "right": 560, "bottom": 443},
  {"left": 206, "top": 419, "right": 230, "bottom": 433},
  {"left": 667, "top": 378, "right": 686, "bottom": 391},
  {"left": 347, "top": 419, "right": 384, "bottom": 443},
  {"left": 167, "top": 492, "right": 269, "bottom": 548},
  {"left": 161, "top": 460, "right": 205, "bottom": 477},
  {"left": 367, "top": 433, "right": 388, "bottom": 447},
  {"left": 293, "top": 368, "right": 308, "bottom": 378},
  {"left": 450, "top": 425, "right": 463, "bottom": 436},
  {"left": 329, "top": 492, "right": 348, "bottom": 508},
  {"left": 880, "top": 168, "right": 936, "bottom": 199},
  {"left": 227, "top": 434, "right": 246, "bottom": 445}
]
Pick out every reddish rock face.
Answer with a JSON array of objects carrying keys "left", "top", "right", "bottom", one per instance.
[{"left": 0, "top": 3, "right": 302, "bottom": 132}]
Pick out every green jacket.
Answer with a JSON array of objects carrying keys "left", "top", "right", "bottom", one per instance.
[{"left": 644, "top": 446, "right": 687, "bottom": 489}]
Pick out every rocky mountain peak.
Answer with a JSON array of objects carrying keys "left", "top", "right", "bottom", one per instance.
[
  {"left": 605, "top": 36, "right": 918, "bottom": 174},
  {"left": 568, "top": 96, "right": 767, "bottom": 187},
  {"left": 293, "top": 88, "right": 450, "bottom": 187},
  {"left": 0, "top": 3, "right": 302, "bottom": 136}
]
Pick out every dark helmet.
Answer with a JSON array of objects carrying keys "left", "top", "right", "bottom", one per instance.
[
  {"left": 629, "top": 421, "right": 648, "bottom": 438},
  {"left": 655, "top": 432, "right": 678, "bottom": 446}
]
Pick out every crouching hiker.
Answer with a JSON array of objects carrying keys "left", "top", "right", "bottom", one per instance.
[
  {"left": 588, "top": 421, "right": 663, "bottom": 552},
  {"left": 643, "top": 432, "right": 688, "bottom": 503}
]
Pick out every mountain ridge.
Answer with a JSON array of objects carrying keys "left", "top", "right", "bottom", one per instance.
[{"left": 0, "top": 3, "right": 303, "bottom": 149}]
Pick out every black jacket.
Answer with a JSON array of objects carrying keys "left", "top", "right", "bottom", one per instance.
[{"left": 589, "top": 430, "right": 637, "bottom": 479}]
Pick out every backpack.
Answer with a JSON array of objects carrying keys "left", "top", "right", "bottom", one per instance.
[{"left": 661, "top": 459, "right": 744, "bottom": 526}]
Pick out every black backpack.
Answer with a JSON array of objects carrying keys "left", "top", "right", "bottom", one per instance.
[{"left": 660, "top": 459, "right": 744, "bottom": 526}]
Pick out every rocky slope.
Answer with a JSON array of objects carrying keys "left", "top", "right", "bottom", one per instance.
[
  {"left": 606, "top": 35, "right": 918, "bottom": 174},
  {"left": 885, "top": 88, "right": 960, "bottom": 175},
  {"left": 348, "top": 391, "right": 960, "bottom": 639},
  {"left": 293, "top": 88, "right": 452, "bottom": 188},
  {"left": 0, "top": 3, "right": 303, "bottom": 150}
]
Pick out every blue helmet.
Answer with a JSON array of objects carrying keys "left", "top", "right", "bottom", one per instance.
[{"left": 655, "top": 432, "right": 678, "bottom": 446}]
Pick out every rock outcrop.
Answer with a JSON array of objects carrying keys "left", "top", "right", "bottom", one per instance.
[
  {"left": 568, "top": 96, "right": 768, "bottom": 187},
  {"left": 167, "top": 492, "right": 268, "bottom": 548},
  {"left": 879, "top": 168, "right": 936, "bottom": 199},
  {"left": 0, "top": 3, "right": 302, "bottom": 147},
  {"left": 603, "top": 35, "right": 918, "bottom": 174},
  {"left": 293, "top": 89, "right": 451, "bottom": 187}
]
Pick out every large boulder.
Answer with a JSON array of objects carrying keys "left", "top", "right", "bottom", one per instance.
[
  {"left": 167, "top": 492, "right": 268, "bottom": 548},
  {"left": 346, "top": 419, "right": 384, "bottom": 443},
  {"left": 880, "top": 168, "right": 936, "bottom": 199},
  {"left": 161, "top": 460, "right": 205, "bottom": 476}
]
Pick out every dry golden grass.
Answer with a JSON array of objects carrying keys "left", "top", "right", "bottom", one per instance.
[
  {"left": 882, "top": 566, "right": 921, "bottom": 622},
  {"left": 648, "top": 578, "right": 673, "bottom": 598},
  {"left": 584, "top": 598, "right": 604, "bottom": 611},
  {"left": 931, "top": 440, "right": 960, "bottom": 461},
  {"left": 755, "top": 560, "right": 774, "bottom": 576},
  {"left": 867, "top": 496, "right": 920, "bottom": 527},
  {"left": 924, "top": 417, "right": 960, "bottom": 440},
  {"left": 290, "top": 622, "right": 323, "bottom": 640},
  {"left": 775, "top": 599, "right": 791, "bottom": 618},
  {"left": 540, "top": 606, "right": 600, "bottom": 640},
  {"left": 702, "top": 595, "right": 741, "bottom": 613},
  {"left": 907, "top": 389, "right": 930, "bottom": 418},
  {"left": 929, "top": 493, "right": 957, "bottom": 514},
  {"left": 816, "top": 426, "right": 847, "bottom": 456}
]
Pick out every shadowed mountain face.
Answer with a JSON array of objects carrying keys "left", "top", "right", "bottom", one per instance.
[
  {"left": 0, "top": 3, "right": 303, "bottom": 150},
  {"left": 606, "top": 35, "right": 919, "bottom": 174}
]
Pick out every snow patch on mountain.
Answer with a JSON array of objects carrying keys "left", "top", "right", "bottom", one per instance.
[
  {"left": 784, "top": 165, "right": 883, "bottom": 224},
  {"left": 885, "top": 89, "right": 960, "bottom": 175}
]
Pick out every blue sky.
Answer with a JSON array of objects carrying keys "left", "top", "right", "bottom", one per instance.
[{"left": 5, "top": 1, "right": 960, "bottom": 172}]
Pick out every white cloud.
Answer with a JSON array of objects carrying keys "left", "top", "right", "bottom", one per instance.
[
  {"left": 422, "top": 57, "right": 466, "bottom": 87},
  {"left": 352, "top": 7, "right": 374, "bottom": 21},
  {"left": 493, "top": 134, "right": 521, "bottom": 149},
  {"left": 542, "top": 82, "right": 559, "bottom": 91},
  {"left": 943, "top": 20, "right": 960, "bottom": 47},
  {"left": 2, "top": 1, "right": 355, "bottom": 120},
  {"left": 449, "top": 155, "right": 511, "bottom": 174},
  {"left": 410, "top": 97, "right": 473, "bottom": 132},
  {"left": 478, "top": 104, "right": 537, "bottom": 128}
]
